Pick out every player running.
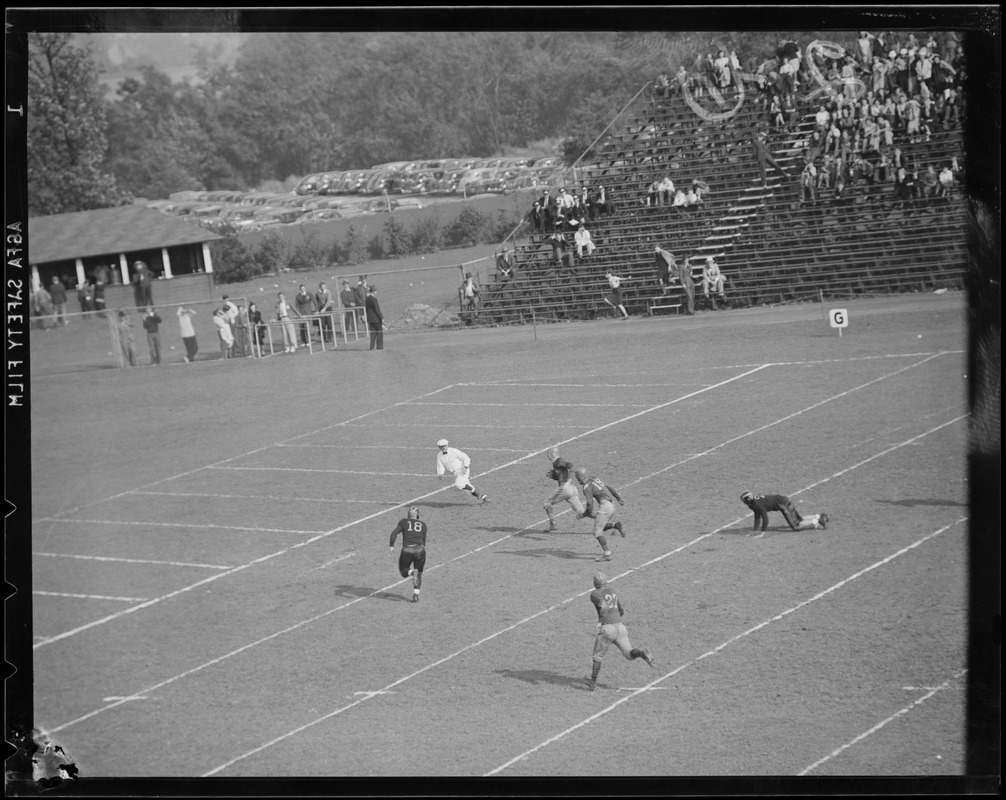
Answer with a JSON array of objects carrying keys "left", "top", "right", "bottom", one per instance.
[
  {"left": 740, "top": 491, "right": 828, "bottom": 533},
  {"left": 543, "top": 447, "right": 586, "bottom": 531},
  {"left": 574, "top": 467, "right": 625, "bottom": 562},
  {"left": 436, "top": 439, "right": 489, "bottom": 504},
  {"left": 389, "top": 506, "right": 428, "bottom": 603},
  {"left": 586, "top": 571, "right": 654, "bottom": 691}
]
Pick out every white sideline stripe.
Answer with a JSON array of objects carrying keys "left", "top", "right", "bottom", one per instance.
[
  {"left": 485, "top": 518, "right": 968, "bottom": 776},
  {"left": 209, "top": 467, "right": 432, "bottom": 477},
  {"left": 46, "top": 411, "right": 963, "bottom": 740},
  {"left": 130, "top": 491, "right": 398, "bottom": 506},
  {"left": 404, "top": 402, "right": 651, "bottom": 408},
  {"left": 35, "top": 366, "right": 764, "bottom": 653},
  {"left": 34, "top": 518, "right": 322, "bottom": 535},
  {"left": 40, "top": 383, "right": 459, "bottom": 521},
  {"left": 34, "top": 591, "right": 149, "bottom": 603},
  {"left": 277, "top": 444, "right": 529, "bottom": 453},
  {"left": 798, "top": 668, "right": 968, "bottom": 775},
  {"left": 339, "top": 422, "right": 591, "bottom": 429},
  {"left": 33, "top": 552, "right": 232, "bottom": 570}
]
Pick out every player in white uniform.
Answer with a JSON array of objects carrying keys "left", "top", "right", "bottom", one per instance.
[{"left": 436, "top": 439, "right": 489, "bottom": 504}]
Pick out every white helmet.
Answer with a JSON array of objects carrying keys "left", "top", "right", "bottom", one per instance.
[
  {"left": 437, "top": 439, "right": 449, "bottom": 448},
  {"left": 407, "top": 506, "right": 420, "bottom": 520},
  {"left": 593, "top": 571, "right": 607, "bottom": 589}
]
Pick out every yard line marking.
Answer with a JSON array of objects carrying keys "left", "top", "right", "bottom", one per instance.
[
  {"left": 485, "top": 518, "right": 968, "bottom": 776},
  {"left": 33, "top": 552, "right": 233, "bottom": 570},
  {"left": 338, "top": 422, "right": 590, "bottom": 429},
  {"left": 403, "top": 402, "right": 651, "bottom": 408},
  {"left": 45, "top": 414, "right": 964, "bottom": 736},
  {"left": 30, "top": 362, "right": 936, "bottom": 650},
  {"left": 209, "top": 467, "right": 432, "bottom": 477},
  {"left": 101, "top": 695, "right": 148, "bottom": 702},
  {"left": 40, "top": 383, "right": 460, "bottom": 521},
  {"left": 34, "top": 518, "right": 323, "bottom": 535},
  {"left": 130, "top": 491, "right": 398, "bottom": 506},
  {"left": 798, "top": 668, "right": 968, "bottom": 775},
  {"left": 34, "top": 591, "right": 149, "bottom": 602},
  {"left": 300, "top": 553, "right": 355, "bottom": 575}
]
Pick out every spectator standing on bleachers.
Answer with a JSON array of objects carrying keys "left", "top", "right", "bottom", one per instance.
[
  {"left": 293, "top": 284, "right": 316, "bottom": 347},
  {"left": 769, "top": 94, "right": 785, "bottom": 129},
  {"left": 132, "top": 260, "right": 154, "bottom": 309},
  {"left": 602, "top": 271, "right": 631, "bottom": 320},
  {"left": 872, "top": 51, "right": 890, "bottom": 94},
  {"left": 597, "top": 185, "right": 615, "bottom": 217},
  {"left": 530, "top": 199, "right": 544, "bottom": 233},
  {"left": 49, "top": 277, "right": 67, "bottom": 326},
  {"left": 894, "top": 49, "right": 910, "bottom": 95},
  {"left": 700, "top": 257, "right": 727, "bottom": 309},
  {"left": 800, "top": 158, "right": 817, "bottom": 202},
  {"left": 177, "top": 306, "right": 198, "bottom": 362},
  {"left": 461, "top": 272, "right": 481, "bottom": 319},
  {"left": 556, "top": 187, "right": 575, "bottom": 227},
  {"left": 930, "top": 54, "right": 956, "bottom": 96},
  {"left": 751, "top": 131, "right": 789, "bottom": 188},
  {"left": 233, "top": 301, "right": 250, "bottom": 357},
  {"left": 117, "top": 310, "right": 136, "bottom": 367},
  {"left": 654, "top": 246, "right": 675, "bottom": 295},
  {"left": 817, "top": 154, "right": 835, "bottom": 192},
  {"left": 540, "top": 189, "right": 557, "bottom": 232},
  {"left": 857, "top": 31, "right": 877, "bottom": 65},
  {"left": 574, "top": 225, "right": 596, "bottom": 258},
  {"left": 77, "top": 279, "right": 93, "bottom": 319},
  {"left": 141, "top": 306, "right": 162, "bottom": 365},
  {"left": 676, "top": 258, "right": 697, "bottom": 316},
  {"left": 713, "top": 50, "right": 732, "bottom": 89},
  {"left": 496, "top": 247, "right": 515, "bottom": 285},
  {"left": 247, "top": 301, "right": 265, "bottom": 356},
  {"left": 940, "top": 86, "right": 960, "bottom": 128}
]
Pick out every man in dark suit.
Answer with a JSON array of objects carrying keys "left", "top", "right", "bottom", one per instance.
[{"left": 365, "top": 284, "right": 384, "bottom": 350}]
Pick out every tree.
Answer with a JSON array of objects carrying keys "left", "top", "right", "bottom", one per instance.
[{"left": 27, "top": 33, "right": 128, "bottom": 215}]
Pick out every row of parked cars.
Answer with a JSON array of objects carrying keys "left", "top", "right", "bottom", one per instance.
[
  {"left": 147, "top": 155, "right": 567, "bottom": 234},
  {"left": 292, "top": 156, "right": 565, "bottom": 198}
]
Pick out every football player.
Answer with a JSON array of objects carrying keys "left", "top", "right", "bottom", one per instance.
[
  {"left": 435, "top": 439, "right": 489, "bottom": 504},
  {"left": 740, "top": 491, "right": 828, "bottom": 533},
  {"left": 587, "top": 571, "right": 654, "bottom": 691},
  {"left": 574, "top": 467, "right": 625, "bottom": 562},
  {"left": 543, "top": 446, "right": 586, "bottom": 531},
  {"left": 389, "top": 506, "right": 428, "bottom": 603}
]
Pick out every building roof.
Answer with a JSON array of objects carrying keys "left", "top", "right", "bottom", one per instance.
[{"left": 28, "top": 205, "right": 221, "bottom": 265}]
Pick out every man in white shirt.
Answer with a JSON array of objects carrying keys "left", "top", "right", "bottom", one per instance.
[
  {"left": 435, "top": 439, "right": 489, "bottom": 504},
  {"left": 701, "top": 257, "right": 727, "bottom": 309}
]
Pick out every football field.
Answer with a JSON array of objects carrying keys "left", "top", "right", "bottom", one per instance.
[{"left": 28, "top": 293, "right": 970, "bottom": 779}]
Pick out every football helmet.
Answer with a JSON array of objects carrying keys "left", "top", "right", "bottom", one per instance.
[
  {"left": 407, "top": 506, "right": 420, "bottom": 520},
  {"left": 593, "top": 571, "right": 607, "bottom": 589}
]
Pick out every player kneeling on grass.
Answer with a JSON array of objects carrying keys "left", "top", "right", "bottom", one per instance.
[
  {"left": 390, "top": 506, "right": 427, "bottom": 603},
  {"left": 740, "top": 491, "right": 828, "bottom": 533},
  {"left": 543, "top": 447, "right": 586, "bottom": 531},
  {"left": 574, "top": 467, "right": 625, "bottom": 562},
  {"left": 436, "top": 439, "right": 489, "bottom": 505},
  {"left": 587, "top": 572, "right": 654, "bottom": 691}
]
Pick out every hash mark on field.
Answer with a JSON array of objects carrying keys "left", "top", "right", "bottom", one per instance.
[{"left": 209, "top": 467, "right": 431, "bottom": 477}]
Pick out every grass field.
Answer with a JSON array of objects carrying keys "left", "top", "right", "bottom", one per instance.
[{"left": 26, "top": 291, "right": 971, "bottom": 780}]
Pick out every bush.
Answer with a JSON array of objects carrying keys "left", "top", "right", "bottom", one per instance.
[
  {"left": 444, "top": 206, "right": 487, "bottom": 247},
  {"left": 343, "top": 225, "right": 369, "bottom": 265},
  {"left": 384, "top": 215, "right": 411, "bottom": 258},
  {"left": 287, "top": 229, "right": 328, "bottom": 272},
  {"left": 210, "top": 235, "right": 259, "bottom": 284},
  {"left": 255, "top": 230, "right": 290, "bottom": 274},
  {"left": 411, "top": 215, "right": 443, "bottom": 254},
  {"left": 367, "top": 234, "right": 385, "bottom": 261}
]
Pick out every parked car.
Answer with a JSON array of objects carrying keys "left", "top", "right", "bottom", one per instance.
[
  {"left": 163, "top": 200, "right": 208, "bottom": 216},
  {"left": 316, "top": 172, "right": 346, "bottom": 195},
  {"left": 254, "top": 207, "right": 307, "bottom": 225},
  {"left": 241, "top": 191, "right": 280, "bottom": 206},
  {"left": 299, "top": 209, "right": 344, "bottom": 224},
  {"left": 168, "top": 190, "right": 204, "bottom": 202},
  {"left": 342, "top": 170, "right": 373, "bottom": 193},
  {"left": 458, "top": 168, "right": 507, "bottom": 195}
]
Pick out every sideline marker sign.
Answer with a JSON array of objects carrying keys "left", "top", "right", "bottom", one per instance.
[{"left": 829, "top": 308, "right": 849, "bottom": 337}]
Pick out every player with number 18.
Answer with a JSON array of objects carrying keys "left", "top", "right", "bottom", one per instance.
[{"left": 390, "top": 506, "right": 428, "bottom": 603}]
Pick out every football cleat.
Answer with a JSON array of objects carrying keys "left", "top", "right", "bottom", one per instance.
[
  {"left": 640, "top": 650, "right": 655, "bottom": 668},
  {"left": 411, "top": 593, "right": 419, "bottom": 603},
  {"left": 480, "top": 495, "right": 490, "bottom": 505},
  {"left": 585, "top": 679, "right": 596, "bottom": 691},
  {"left": 597, "top": 553, "right": 613, "bottom": 562},
  {"left": 546, "top": 522, "right": 558, "bottom": 532},
  {"left": 615, "top": 521, "right": 625, "bottom": 537}
]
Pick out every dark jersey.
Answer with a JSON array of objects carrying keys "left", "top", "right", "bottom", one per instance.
[
  {"left": 390, "top": 518, "right": 428, "bottom": 549},
  {"left": 590, "top": 587, "right": 625, "bottom": 625},
  {"left": 744, "top": 493, "right": 794, "bottom": 531},
  {"left": 552, "top": 457, "right": 574, "bottom": 485}
]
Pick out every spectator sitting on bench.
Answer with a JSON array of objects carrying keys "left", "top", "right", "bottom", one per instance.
[
  {"left": 574, "top": 225, "right": 597, "bottom": 258},
  {"left": 691, "top": 178, "right": 710, "bottom": 203},
  {"left": 646, "top": 178, "right": 663, "bottom": 206},
  {"left": 496, "top": 247, "right": 515, "bottom": 285},
  {"left": 596, "top": 185, "right": 615, "bottom": 216},
  {"left": 653, "top": 70, "right": 671, "bottom": 101},
  {"left": 685, "top": 186, "right": 702, "bottom": 209},
  {"left": 920, "top": 164, "right": 939, "bottom": 198},
  {"left": 937, "top": 162, "right": 955, "bottom": 199},
  {"left": 671, "top": 188, "right": 688, "bottom": 212},
  {"left": 658, "top": 176, "right": 675, "bottom": 205},
  {"left": 701, "top": 257, "right": 727, "bottom": 309}
]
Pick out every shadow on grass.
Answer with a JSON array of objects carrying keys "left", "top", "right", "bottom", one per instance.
[
  {"left": 494, "top": 669, "right": 592, "bottom": 690},
  {"left": 875, "top": 498, "right": 967, "bottom": 508},
  {"left": 499, "top": 547, "right": 596, "bottom": 560},
  {"left": 331, "top": 584, "right": 408, "bottom": 602}
]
